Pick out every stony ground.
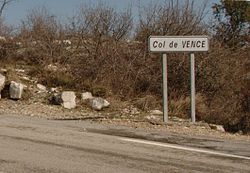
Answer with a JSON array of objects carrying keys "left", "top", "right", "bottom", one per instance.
[
  {"left": 0, "top": 97, "right": 249, "bottom": 142},
  {"left": 0, "top": 66, "right": 249, "bottom": 142}
]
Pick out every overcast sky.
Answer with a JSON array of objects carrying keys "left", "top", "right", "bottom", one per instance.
[{"left": 2, "top": 0, "right": 219, "bottom": 25}]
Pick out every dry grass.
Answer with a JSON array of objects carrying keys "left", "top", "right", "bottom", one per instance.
[
  {"left": 169, "top": 93, "right": 208, "bottom": 119},
  {"left": 0, "top": 1, "right": 249, "bottom": 133}
]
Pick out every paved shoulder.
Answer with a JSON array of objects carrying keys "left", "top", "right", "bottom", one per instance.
[{"left": 0, "top": 114, "right": 249, "bottom": 173}]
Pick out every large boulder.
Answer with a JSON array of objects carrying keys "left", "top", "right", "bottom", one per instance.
[
  {"left": 61, "top": 91, "right": 76, "bottom": 109},
  {"left": 53, "top": 91, "right": 76, "bottom": 109},
  {"left": 89, "top": 97, "right": 110, "bottom": 111},
  {"left": 9, "top": 81, "right": 24, "bottom": 99}
]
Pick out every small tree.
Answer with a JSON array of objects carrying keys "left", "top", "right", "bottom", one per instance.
[
  {"left": 20, "top": 7, "right": 60, "bottom": 41},
  {"left": 18, "top": 7, "right": 66, "bottom": 65},
  {"left": 212, "top": 0, "right": 250, "bottom": 47},
  {"left": 135, "top": 0, "right": 208, "bottom": 42},
  {"left": 69, "top": 2, "right": 133, "bottom": 41}
]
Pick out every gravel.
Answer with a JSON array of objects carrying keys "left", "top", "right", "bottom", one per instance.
[{"left": 0, "top": 98, "right": 249, "bottom": 142}]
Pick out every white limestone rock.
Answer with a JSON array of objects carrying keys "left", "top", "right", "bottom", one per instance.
[
  {"left": 60, "top": 91, "right": 76, "bottom": 109},
  {"left": 150, "top": 110, "right": 163, "bottom": 115},
  {"left": 89, "top": 97, "right": 110, "bottom": 111},
  {"left": 49, "top": 87, "right": 59, "bottom": 93},
  {"left": 81, "top": 92, "right": 94, "bottom": 102},
  {"left": 37, "top": 84, "right": 47, "bottom": 92},
  {"left": 0, "top": 73, "right": 5, "bottom": 91},
  {"left": 9, "top": 81, "right": 24, "bottom": 99}
]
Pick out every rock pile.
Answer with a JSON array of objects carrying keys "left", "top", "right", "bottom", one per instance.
[
  {"left": 0, "top": 72, "right": 110, "bottom": 110},
  {"left": 51, "top": 91, "right": 110, "bottom": 110}
]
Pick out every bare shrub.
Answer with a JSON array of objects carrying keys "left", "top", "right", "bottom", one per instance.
[
  {"left": 133, "top": 95, "right": 161, "bottom": 111},
  {"left": 28, "top": 66, "right": 75, "bottom": 89},
  {"left": 0, "top": 18, "right": 16, "bottom": 62},
  {"left": 130, "top": 0, "right": 209, "bottom": 98},
  {"left": 18, "top": 7, "right": 69, "bottom": 65},
  {"left": 169, "top": 93, "right": 208, "bottom": 119},
  {"left": 0, "top": 17, "right": 12, "bottom": 36},
  {"left": 195, "top": 44, "right": 250, "bottom": 133},
  {"left": 66, "top": 3, "right": 135, "bottom": 95},
  {"left": 0, "top": 0, "right": 248, "bottom": 134},
  {"left": 212, "top": 0, "right": 250, "bottom": 48},
  {"left": 66, "top": 1, "right": 207, "bottom": 95},
  {"left": 69, "top": 2, "right": 133, "bottom": 41},
  {"left": 135, "top": 0, "right": 207, "bottom": 42}
]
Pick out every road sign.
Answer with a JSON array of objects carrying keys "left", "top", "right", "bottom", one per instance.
[
  {"left": 149, "top": 36, "right": 209, "bottom": 52},
  {"left": 149, "top": 36, "right": 209, "bottom": 123}
]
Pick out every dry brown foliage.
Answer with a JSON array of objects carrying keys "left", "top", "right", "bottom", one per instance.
[
  {"left": 0, "top": 1, "right": 249, "bottom": 133},
  {"left": 135, "top": 0, "right": 207, "bottom": 42}
]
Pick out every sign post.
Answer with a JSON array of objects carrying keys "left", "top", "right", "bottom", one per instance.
[
  {"left": 149, "top": 36, "right": 209, "bottom": 123},
  {"left": 162, "top": 54, "right": 168, "bottom": 123},
  {"left": 190, "top": 53, "right": 196, "bottom": 123}
]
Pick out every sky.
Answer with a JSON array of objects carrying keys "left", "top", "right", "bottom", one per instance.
[{"left": 2, "top": 0, "right": 219, "bottom": 26}]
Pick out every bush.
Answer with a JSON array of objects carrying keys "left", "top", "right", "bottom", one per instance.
[
  {"left": 195, "top": 46, "right": 250, "bottom": 133},
  {"left": 135, "top": 0, "right": 207, "bottom": 42},
  {"left": 28, "top": 66, "right": 75, "bottom": 89},
  {"left": 1, "top": 1, "right": 248, "bottom": 134},
  {"left": 18, "top": 7, "right": 68, "bottom": 65},
  {"left": 133, "top": 95, "right": 160, "bottom": 111},
  {"left": 91, "top": 85, "right": 107, "bottom": 97},
  {"left": 169, "top": 93, "right": 208, "bottom": 119}
]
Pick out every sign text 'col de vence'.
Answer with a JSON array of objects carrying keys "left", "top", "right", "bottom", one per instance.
[{"left": 149, "top": 36, "right": 209, "bottom": 52}]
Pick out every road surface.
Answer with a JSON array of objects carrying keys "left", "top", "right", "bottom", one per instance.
[{"left": 0, "top": 114, "right": 249, "bottom": 173}]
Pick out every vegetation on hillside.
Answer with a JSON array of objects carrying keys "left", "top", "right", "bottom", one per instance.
[{"left": 0, "top": 0, "right": 249, "bottom": 133}]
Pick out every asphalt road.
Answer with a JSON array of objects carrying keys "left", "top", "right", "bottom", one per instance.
[{"left": 0, "top": 114, "right": 249, "bottom": 173}]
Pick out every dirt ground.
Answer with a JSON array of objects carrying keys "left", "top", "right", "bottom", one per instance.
[{"left": 0, "top": 97, "right": 249, "bottom": 142}]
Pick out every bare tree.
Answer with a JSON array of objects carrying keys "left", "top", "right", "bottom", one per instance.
[
  {"left": 69, "top": 2, "right": 133, "bottom": 41},
  {"left": 135, "top": 0, "right": 208, "bottom": 41},
  {"left": 0, "top": 0, "right": 16, "bottom": 17},
  {"left": 18, "top": 7, "right": 66, "bottom": 65}
]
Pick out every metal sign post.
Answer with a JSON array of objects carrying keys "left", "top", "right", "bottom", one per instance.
[
  {"left": 162, "top": 54, "right": 168, "bottom": 123},
  {"left": 190, "top": 53, "right": 196, "bottom": 123},
  {"left": 149, "top": 36, "right": 209, "bottom": 123}
]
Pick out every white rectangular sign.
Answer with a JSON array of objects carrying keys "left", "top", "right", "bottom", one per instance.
[{"left": 149, "top": 36, "right": 209, "bottom": 52}]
